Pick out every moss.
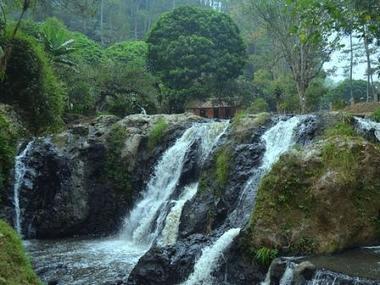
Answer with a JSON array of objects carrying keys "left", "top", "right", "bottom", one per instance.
[
  {"left": 147, "top": 118, "right": 168, "bottom": 150},
  {"left": 215, "top": 148, "right": 230, "bottom": 187},
  {"left": 0, "top": 220, "right": 41, "bottom": 285},
  {"left": 371, "top": 107, "right": 380, "bottom": 122},
  {"left": 0, "top": 29, "right": 65, "bottom": 134},
  {"left": 106, "top": 124, "right": 132, "bottom": 196},
  {"left": 248, "top": 138, "right": 380, "bottom": 256},
  {"left": 0, "top": 110, "right": 22, "bottom": 197},
  {"left": 255, "top": 247, "right": 279, "bottom": 267}
]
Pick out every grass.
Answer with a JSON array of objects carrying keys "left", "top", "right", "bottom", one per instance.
[
  {"left": 147, "top": 117, "right": 168, "bottom": 150},
  {"left": 324, "top": 122, "right": 356, "bottom": 138},
  {"left": 371, "top": 107, "right": 380, "bottom": 122},
  {"left": 215, "top": 148, "right": 230, "bottom": 186},
  {"left": 255, "top": 247, "right": 278, "bottom": 267},
  {"left": 0, "top": 220, "right": 41, "bottom": 285}
]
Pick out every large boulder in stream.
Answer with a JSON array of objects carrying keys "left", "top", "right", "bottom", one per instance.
[
  {"left": 7, "top": 113, "right": 203, "bottom": 238},
  {"left": 247, "top": 133, "right": 380, "bottom": 255}
]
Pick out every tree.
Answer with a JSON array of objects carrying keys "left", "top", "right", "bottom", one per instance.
[
  {"left": 147, "top": 6, "right": 246, "bottom": 110},
  {"left": 248, "top": 0, "right": 336, "bottom": 113}
]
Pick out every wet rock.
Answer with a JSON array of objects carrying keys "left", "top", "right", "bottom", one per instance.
[{"left": 292, "top": 261, "right": 316, "bottom": 284}]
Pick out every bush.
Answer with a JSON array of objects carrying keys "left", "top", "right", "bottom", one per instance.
[
  {"left": 148, "top": 118, "right": 168, "bottom": 150},
  {"left": 255, "top": 247, "right": 278, "bottom": 267},
  {"left": 0, "top": 31, "right": 65, "bottom": 133},
  {"left": 0, "top": 220, "right": 41, "bottom": 284},
  {"left": 0, "top": 113, "right": 18, "bottom": 193},
  {"left": 371, "top": 108, "right": 380, "bottom": 122},
  {"left": 215, "top": 149, "right": 230, "bottom": 186},
  {"left": 105, "top": 41, "right": 147, "bottom": 67},
  {"left": 247, "top": 98, "right": 269, "bottom": 114}
]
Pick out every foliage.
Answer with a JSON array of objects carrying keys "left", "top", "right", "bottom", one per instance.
[
  {"left": 371, "top": 108, "right": 380, "bottom": 122},
  {"left": 147, "top": 118, "right": 169, "bottom": 150},
  {"left": 247, "top": 98, "right": 269, "bottom": 114},
  {"left": 105, "top": 41, "right": 147, "bottom": 67},
  {"left": 0, "top": 30, "right": 65, "bottom": 133},
  {"left": 147, "top": 6, "right": 246, "bottom": 104},
  {"left": 106, "top": 124, "right": 132, "bottom": 194},
  {"left": 255, "top": 247, "right": 278, "bottom": 267},
  {"left": 215, "top": 148, "right": 230, "bottom": 186},
  {"left": 324, "top": 122, "right": 356, "bottom": 138},
  {"left": 0, "top": 113, "right": 18, "bottom": 193},
  {"left": 0, "top": 220, "right": 41, "bottom": 285},
  {"left": 322, "top": 80, "right": 368, "bottom": 110}
]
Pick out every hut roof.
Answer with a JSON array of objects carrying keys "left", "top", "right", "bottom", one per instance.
[{"left": 186, "top": 98, "right": 234, "bottom": 109}]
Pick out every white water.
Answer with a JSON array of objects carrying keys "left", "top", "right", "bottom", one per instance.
[
  {"left": 182, "top": 228, "right": 241, "bottom": 285},
  {"left": 159, "top": 183, "right": 199, "bottom": 246},
  {"left": 355, "top": 117, "right": 380, "bottom": 142},
  {"left": 120, "top": 121, "right": 228, "bottom": 248},
  {"left": 13, "top": 141, "right": 34, "bottom": 236},
  {"left": 230, "top": 116, "right": 306, "bottom": 226}
]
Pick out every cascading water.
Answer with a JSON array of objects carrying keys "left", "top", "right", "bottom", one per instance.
[
  {"left": 26, "top": 120, "right": 229, "bottom": 285},
  {"left": 183, "top": 116, "right": 309, "bottom": 285},
  {"left": 159, "top": 182, "right": 199, "bottom": 246},
  {"left": 120, "top": 121, "right": 229, "bottom": 248},
  {"left": 13, "top": 141, "right": 34, "bottom": 236},
  {"left": 182, "top": 228, "right": 241, "bottom": 285},
  {"left": 355, "top": 117, "right": 380, "bottom": 142}
]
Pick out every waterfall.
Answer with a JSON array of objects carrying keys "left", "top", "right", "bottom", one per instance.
[
  {"left": 159, "top": 183, "right": 199, "bottom": 247},
  {"left": 184, "top": 116, "right": 308, "bottom": 285},
  {"left": 354, "top": 117, "right": 380, "bottom": 142},
  {"left": 13, "top": 141, "right": 34, "bottom": 236},
  {"left": 120, "top": 121, "right": 229, "bottom": 248},
  {"left": 229, "top": 116, "right": 306, "bottom": 226},
  {"left": 182, "top": 228, "right": 241, "bottom": 285}
]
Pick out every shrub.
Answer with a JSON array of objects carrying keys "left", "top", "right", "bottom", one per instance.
[
  {"left": 215, "top": 149, "right": 230, "bottom": 186},
  {"left": 371, "top": 108, "right": 380, "bottom": 122},
  {"left": 255, "top": 247, "right": 278, "bottom": 267},
  {"left": 106, "top": 125, "right": 132, "bottom": 195},
  {"left": 0, "top": 220, "right": 41, "bottom": 284},
  {"left": 0, "top": 113, "right": 18, "bottom": 193},
  {"left": 0, "top": 30, "right": 65, "bottom": 133},
  {"left": 248, "top": 98, "right": 269, "bottom": 114},
  {"left": 105, "top": 41, "right": 147, "bottom": 67},
  {"left": 147, "top": 118, "right": 168, "bottom": 150}
]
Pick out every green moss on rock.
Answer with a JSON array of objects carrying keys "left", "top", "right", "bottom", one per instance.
[
  {"left": 0, "top": 220, "right": 41, "bottom": 285},
  {"left": 105, "top": 124, "right": 132, "bottom": 196},
  {"left": 247, "top": 136, "right": 380, "bottom": 256},
  {"left": 147, "top": 117, "right": 169, "bottom": 150}
]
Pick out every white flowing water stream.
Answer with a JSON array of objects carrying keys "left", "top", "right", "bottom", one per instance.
[
  {"left": 25, "top": 121, "right": 228, "bottom": 284},
  {"left": 183, "top": 116, "right": 308, "bottom": 285},
  {"left": 13, "top": 141, "right": 34, "bottom": 236},
  {"left": 355, "top": 117, "right": 380, "bottom": 142}
]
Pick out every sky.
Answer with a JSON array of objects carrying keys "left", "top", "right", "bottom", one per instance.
[{"left": 324, "top": 35, "right": 379, "bottom": 82}]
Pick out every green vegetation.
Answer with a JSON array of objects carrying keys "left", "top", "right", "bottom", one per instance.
[
  {"left": 0, "top": 30, "right": 65, "bottom": 133},
  {"left": 0, "top": 220, "right": 41, "bottom": 285},
  {"left": 255, "top": 247, "right": 279, "bottom": 267},
  {"left": 371, "top": 108, "right": 380, "bottom": 122},
  {"left": 105, "top": 41, "right": 147, "bottom": 66},
  {"left": 215, "top": 149, "right": 230, "bottom": 186},
  {"left": 147, "top": 118, "right": 169, "bottom": 150},
  {"left": 248, "top": 131, "right": 380, "bottom": 256},
  {"left": 105, "top": 124, "right": 132, "bottom": 195},
  {"left": 0, "top": 112, "right": 19, "bottom": 193},
  {"left": 247, "top": 98, "right": 269, "bottom": 114},
  {"left": 324, "top": 122, "right": 356, "bottom": 138},
  {"left": 147, "top": 6, "right": 246, "bottom": 111}
]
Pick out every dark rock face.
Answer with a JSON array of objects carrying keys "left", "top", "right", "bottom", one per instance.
[
  {"left": 128, "top": 234, "right": 209, "bottom": 285},
  {"left": 6, "top": 114, "right": 202, "bottom": 239}
]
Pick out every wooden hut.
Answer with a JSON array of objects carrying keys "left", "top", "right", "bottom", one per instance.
[{"left": 186, "top": 99, "right": 237, "bottom": 119}]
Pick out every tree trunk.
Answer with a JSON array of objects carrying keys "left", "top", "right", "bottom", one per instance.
[
  {"left": 363, "top": 31, "right": 372, "bottom": 102},
  {"left": 349, "top": 32, "right": 354, "bottom": 105},
  {"left": 100, "top": 0, "right": 104, "bottom": 45}
]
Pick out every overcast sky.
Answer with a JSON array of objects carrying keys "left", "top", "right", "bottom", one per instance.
[{"left": 324, "top": 35, "right": 379, "bottom": 82}]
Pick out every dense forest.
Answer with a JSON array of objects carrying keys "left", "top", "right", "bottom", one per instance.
[{"left": 0, "top": 1, "right": 380, "bottom": 285}]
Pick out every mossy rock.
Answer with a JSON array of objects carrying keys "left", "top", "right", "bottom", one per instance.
[
  {"left": 247, "top": 136, "right": 380, "bottom": 256},
  {"left": 0, "top": 220, "right": 41, "bottom": 285}
]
